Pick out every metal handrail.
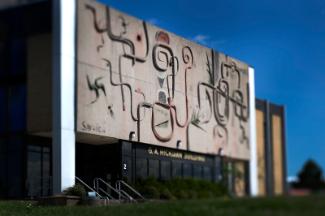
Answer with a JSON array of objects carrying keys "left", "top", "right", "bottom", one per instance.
[
  {"left": 119, "top": 190, "right": 134, "bottom": 201},
  {"left": 98, "top": 188, "right": 114, "bottom": 200},
  {"left": 93, "top": 178, "right": 120, "bottom": 195},
  {"left": 75, "top": 176, "right": 102, "bottom": 198},
  {"left": 116, "top": 180, "right": 145, "bottom": 200}
]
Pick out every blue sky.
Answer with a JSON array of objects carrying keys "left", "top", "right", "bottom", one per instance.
[{"left": 100, "top": 0, "right": 325, "bottom": 178}]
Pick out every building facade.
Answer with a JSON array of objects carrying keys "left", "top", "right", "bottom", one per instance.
[
  {"left": 255, "top": 99, "right": 287, "bottom": 196},
  {"left": 0, "top": 0, "right": 285, "bottom": 199}
]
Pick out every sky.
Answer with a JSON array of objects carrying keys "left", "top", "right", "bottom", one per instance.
[{"left": 100, "top": 0, "right": 325, "bottom": 178}]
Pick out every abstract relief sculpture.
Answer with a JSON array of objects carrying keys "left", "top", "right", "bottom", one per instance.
[{"left": 77, "top": 0, "right": 251, "bottom": 159}]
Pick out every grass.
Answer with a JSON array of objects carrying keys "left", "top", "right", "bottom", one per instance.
[{"left": 0, "top": 195, "right": 325, "bottom": 216}]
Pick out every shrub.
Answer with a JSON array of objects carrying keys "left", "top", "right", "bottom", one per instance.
[
  {"left": 135, "top": 177, "right": 227, "bottom": 200},
  {"left": 197, "top": 190, "right": 214, "bottom": 199},
  {"left": 63, "top": 184, "right": 86, "bottom": 198},
  {"left": 159, "top": 188, "right": 175, "bottom": 200},
  {"left": 187, "top": 190, "right": 197, "bottom": 199},
  {"left": 140, "top": 186, "right": 160, "bottom": 199},
  {"left": 174, "top": 190, "right": 188, "bottom": 199}
]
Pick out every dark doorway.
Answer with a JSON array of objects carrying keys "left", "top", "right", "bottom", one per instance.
[{"left": 76, "top": 143, "right": 122, "bottom": 187}]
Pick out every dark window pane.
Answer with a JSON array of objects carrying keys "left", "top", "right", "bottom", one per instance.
[
  {"left": 160, "top": 161, "right": 171, "bottom": 180},
  {"left": 193, "top": 165, "right": 202, "bottom": 179},
  {"left": 0, "top": 87, "right": 7, "bottom": 133},
  {"left": 28, "top": 145, "right": 41, "bottom": 152},
  {"left": 148, "top": 159, "right": 159, "bottom": 178},
  {"left": 183, "top": 163, "right": 192, "bottom": 178},
  {"left": 0, "top": 152, "right": 7, "bottom": 197},
  {"left": 42, "top": 149, "right": 51, "bottom": 196},
  {"left": 0, "top": 42, "right": 7, "bottom": 78},
  {"left": 7, "top": 136, "right": 23, "bottom": 153},
  {"left": 27, "top": 146, "right": 41, "bottom": 197},
  {"left": 7, "top": 150, "right": 23, "bottom": 197},
  {"left": 43, "top": 147, "right": 50, "bottom": 153},
  {"left": 9, "top": 39, "right": 25, "bottom": 76},
  {"left": 0, "top": 138, "right": 6, "bottom": 153},
  {"left": 172, "top": 161, "right": 182, "bottom": 178},
  {"left": 8, "top": 84, "right": 26, "bottom": 132},
  {"left": 135, "top": 158, "right": 147, "bottom": 180},
  {"left": 203, "top": 166, "right": 212, "bottom": 181}
]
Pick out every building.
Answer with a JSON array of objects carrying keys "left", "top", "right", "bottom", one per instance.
[
  {"left": 255, "top": 99, "right": 287, "bottom": 196},
  {"left": 0, "top": 0, "right": 286, "bottom": 199}
]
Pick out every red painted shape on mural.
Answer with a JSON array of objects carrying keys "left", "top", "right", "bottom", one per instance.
[{"left": 155, "top": 31, "right": 170, "bottom": 44}]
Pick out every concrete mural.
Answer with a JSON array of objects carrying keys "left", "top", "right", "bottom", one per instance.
[{"left": 77, "top": 0, "right": 250, "bottom": 159}]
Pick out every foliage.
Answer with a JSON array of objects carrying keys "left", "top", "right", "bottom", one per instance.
[
  {"left": 1, "top": 196, "right": 325, "bottom": 216},
  {"left": 135, "top": 177, "right": 227, "bottom": 200},
  {"left": 63, "top": 184, "right": 86, "bottom": 198},
  {"left": 140, "top": 186, "right": 160, "bottom": 199},
  {"left": 293, "top": 159, "right": 325, "bottom": 191},
  {"left": 159, "top": 188, "right": 175, "bottom": 200}
]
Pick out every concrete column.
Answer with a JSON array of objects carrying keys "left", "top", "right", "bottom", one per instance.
[
  {"left": 52, "top": 0, "right": 76, "bottom": 194},
  {"left": 248, "top": 67, "right": 258, "bottom": 196}
]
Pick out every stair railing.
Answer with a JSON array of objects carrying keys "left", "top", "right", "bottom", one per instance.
[
  {"left": 75, "top": 176, "right": 102, "bottom": 199},
  {"left": 116, "top": 180, "right": 145, "bottom": 201}
]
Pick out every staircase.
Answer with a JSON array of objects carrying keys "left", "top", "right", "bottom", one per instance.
[
  {"left": 75, "top": 176, "right": 145, "bottom": 204},
  {"left": 115, "top": 180, "right": 145, "bottom": 202}
]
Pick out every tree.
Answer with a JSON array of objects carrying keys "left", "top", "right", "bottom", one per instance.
[{"left": 296, "top": 159, "right": 324, "bottom": 190}]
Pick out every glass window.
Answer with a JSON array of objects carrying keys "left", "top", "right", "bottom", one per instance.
[
  {"left": 160, "top": 161, "right": 171, "bottom": 180},
  {"left": 27, "top": 148, "right": 41, "bottom": 197},
  {"left": 8, "top": 84, "right": 26, "bottom": 132},
  {"left": 0, "top": 42, "right": 7, "bottom": 79},
  {"left": 7, "top": 136, "right": 23, "bottom": 153},
  {"left": 148, "top": 159, "right": 159, "bottom": 178},
  {"left": 193, "top": 165, "right": 202, "bottom": 179},
  {"left": 0, "top": 87, "right": 7, "bottom": 133},
  {"left": 135, "top": 158, "right": 147, "bottom": 180},
  {"left": 42, "top": 147, "right": 51, "bottom": 196},
  {"left": 26, "top": 145, "right": 51, "bottom": 198},
  {"left": 172, "top": 161, "right": 182, "bottom": 178},
  {"left": 7, "top": 150, "right": 23, "bottom": 197},
  {"left": 183, "top": 163, "right": 192, "bottom": 178},
  {"left": 0, "top": 152, "right": 7, "bottom": 197},
  {"left": 0, "top": 138, "right": 6, "bottom": 153},
  {"left": 9, "top": 39, "right": 25, "bottom": 76},
  {"left": 203, "top": 166, "right": 212, "bottom": 181}
]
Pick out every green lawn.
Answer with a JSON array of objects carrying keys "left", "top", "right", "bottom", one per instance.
[{"left": 0, "top": 196, "right": 324, "bottom": 216}]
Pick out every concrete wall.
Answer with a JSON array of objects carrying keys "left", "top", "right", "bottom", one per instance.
[{"left": 76, "top": 0, "right": 251, "bottom": 160}]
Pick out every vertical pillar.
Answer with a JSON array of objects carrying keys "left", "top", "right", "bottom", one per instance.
[
  {"left": 265, "top": 101, "right": 273, "bottom": 195},
  {"left": 248, "top": 67, "right": 258, "bottom": 196},
  {"left": 281, "top": 106, "right": 288, "bottom": 194},
  {"left": 52, "top": 0, "right": 76, "bottom": 194}
]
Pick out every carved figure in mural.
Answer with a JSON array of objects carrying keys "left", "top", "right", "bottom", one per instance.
[
  {"left": 86, "top": 75, "right": 106, "bottom": 104},
  {"left": 86, "top": 3, "right": 149, "bottom": 111},
  {"left": 194, "top": 55, "right": 250, "bottom": 150},
  {"left": 153, "top": 31, "right": 178, "bottom": 100},
  {"left": 81, "top": 1, "right": 250, "bottom": 157}
]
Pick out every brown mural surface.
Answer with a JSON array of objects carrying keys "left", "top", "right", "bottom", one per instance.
[
  {"left": 272, "top": 115, "right": 284, "bottom": 195},
  {"left": 256, "top": 110, "right": 266, "bottom": 195},
  {"left": 77, "top": 0, "right": 251, "bottom": 159}
]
